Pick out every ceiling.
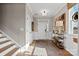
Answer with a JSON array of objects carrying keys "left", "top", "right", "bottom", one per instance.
[{"left": 29, "top": 3, "right": 66, "bottom": 18}]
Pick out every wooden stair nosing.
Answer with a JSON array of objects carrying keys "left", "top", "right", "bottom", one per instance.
[
  {"left": 0, "top": 40, "right": 11, "bottom": 45},
  {"left": 0, "top": 44, "right": 15, "bottom": 53},
  {"left": 0, "top": 32, "right": 2, "bottom": 34},
  {"left": 0, "top": 36, "right": 6, "bottom": 38},
  {"left": 4, "top": 47, "right": 19, "bottom": 56}
]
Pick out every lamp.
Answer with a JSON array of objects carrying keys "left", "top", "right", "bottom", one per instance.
[{"left": 56, "top": 21, "right": 63, "bottom": 26}]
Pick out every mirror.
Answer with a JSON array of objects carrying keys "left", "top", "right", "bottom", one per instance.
[{"left": 72, "top": 12, "right": 78, "bottom": 22}]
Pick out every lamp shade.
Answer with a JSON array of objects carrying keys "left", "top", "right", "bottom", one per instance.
[{"left": 56, "top": 21, "right": 63, "bottom": 26}]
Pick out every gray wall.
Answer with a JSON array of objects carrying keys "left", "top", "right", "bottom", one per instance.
[
  {"left": 0, "top": 4, "right": 3, "bottom": 26},
  {"left": 0, "top": 4, "right": 26, "bottom": 46}
]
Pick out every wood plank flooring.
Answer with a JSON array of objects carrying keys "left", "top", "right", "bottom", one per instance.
[
  {"left": 16, "top": 40, "right": 72, "bottom": 56},
  {"left": 32, "top": 40, "right": 72, "bottom": 56}
]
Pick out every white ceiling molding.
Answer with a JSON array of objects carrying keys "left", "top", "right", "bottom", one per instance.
[{"left": 26, "top": 3, "right": 32, "bottom": 13}]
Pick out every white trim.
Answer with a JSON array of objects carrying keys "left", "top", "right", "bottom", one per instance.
[
  {"left": 12, "top": 45, "right": 26, "bottom": 56},
  {"left": 0, "top": 54, "right": 1, "bottom": 56},
  {"left": 0, "top": 38, "right": 9, "bottom": 42},
  {"left": 12, "top": 42, "right": 32, "bottom": 56}
]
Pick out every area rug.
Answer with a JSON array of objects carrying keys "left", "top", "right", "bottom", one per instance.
[{"left": 33, "top": 47, "right": 47, "bottom": 56}]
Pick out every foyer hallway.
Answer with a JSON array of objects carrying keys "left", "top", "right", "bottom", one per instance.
[{"left": 0, "top": 3, "right": 78, "bottom": 56}]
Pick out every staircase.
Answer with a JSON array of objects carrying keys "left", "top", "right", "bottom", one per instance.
[
  {"left": 16, "top": 41, "right": 36, "bottom": 56},
  {"left": 0, "top": 32, "right": 20, "bottom": 56}
]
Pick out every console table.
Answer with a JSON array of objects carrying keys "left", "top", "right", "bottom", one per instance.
[{"left": 53, "top": 35, "right": 64, "bottom": 49}]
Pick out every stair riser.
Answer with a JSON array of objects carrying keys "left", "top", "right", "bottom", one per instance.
[
  {"left": 0, "top": 40, "right": 11, "bottom": 45},
  {"left": 0, "top": 44, "right": 15, "bottom": 53},
  {"left": 0, "top": 34, "right": 3, "bottom": 37},
  {"left": 0, "top": 38, "right": 9, "bottom": 42},
  {"left": 12, "top": 48, "right": 20, "bottom": 56},
  {"left": 1, "top": 45, "right": 17, "bottom": 56},
  {"left": 0, "top": 31, "right": 19, "bottom": 56},
  {"left": 0, "top": 41, "right": 13, "bottom": 48},
  {"left": 5, "top": 48, "right": 19, "bottom": 56}
]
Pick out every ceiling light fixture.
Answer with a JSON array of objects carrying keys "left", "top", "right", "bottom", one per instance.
[{"left": 40, "top": 9, "right": 48, "bottom": 16}]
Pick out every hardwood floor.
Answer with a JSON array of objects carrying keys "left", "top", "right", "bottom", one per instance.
[
  {"left": 32, "top": 40, "right": 72, "bottom": 56},
  {"left": 16, "top": 40, "right": 72, "bottom": 56}
]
